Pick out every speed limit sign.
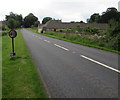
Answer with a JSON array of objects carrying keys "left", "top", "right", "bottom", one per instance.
[
  {"left": 9, "top": 29, "right": 17, "bottom": 57},
  {"left": 9, "top": 29, "right": 17, "bottom": 38}
]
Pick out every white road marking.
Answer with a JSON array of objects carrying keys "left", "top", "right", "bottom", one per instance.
[
  {"left": 54, "top": 44, "right": 69, "bottom": 51},
  {"left": 44, "top": 39, "right": 50, "bottom": 43},
  {"left": 72, "top": 51, "right": 76, "bottom": 54},
  {"left": 81, "top": 55, "right": 120, "bottom": 73},
  {"left": 39, "top": 37, "right": 42, "bottom": 40}
]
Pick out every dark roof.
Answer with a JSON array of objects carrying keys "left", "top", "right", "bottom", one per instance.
[{"left": 38, "top": 20, "right": 108, "bottom": 30}]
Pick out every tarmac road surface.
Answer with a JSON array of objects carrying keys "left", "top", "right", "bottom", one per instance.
[{"left": 21, "top": 28, "right": 119, "bottom": 98}]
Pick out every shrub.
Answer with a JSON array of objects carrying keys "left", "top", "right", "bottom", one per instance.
[
  {"left": 2, "top": 31, "right": 8, "bottom": 36},
  {"left": 84, "top": 27, "right": 100, "bottom": 34},
  {"left": 107, "top": 19, "right": 120, "bottom": 37},
  {"left": 75, "top": 25, "right": 83, "bottom": 33},
  {"left": 110, "top": 33, "right": 120, "bottom": 51}
]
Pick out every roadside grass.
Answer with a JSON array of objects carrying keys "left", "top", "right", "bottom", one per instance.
[
  {"left": 2, "top": 30, "right": 48, "bottom": 98},
  {"left": 28, "top": 28, "right": 120, "bottom": 54}
]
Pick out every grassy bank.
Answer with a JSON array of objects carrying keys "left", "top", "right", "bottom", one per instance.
[
  {"left": 2, "top": 30, "right": 48, "bottom": 98},
  {"left": 28, "top": 28, "right": 120, "bottom": 54}
]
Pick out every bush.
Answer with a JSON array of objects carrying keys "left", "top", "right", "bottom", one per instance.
[
  {"left": 84, "top": 27, "right": 100, "bottom": 34},
  {"left": 67, "top": 34, "right": 78, "bottom": 41},
  {"left": 2, "top": 31, "right": 8, "bottom": 36},
  {"left": 75, "top": 25, "right": 83, "bottom": 33},
  {"left": 107, "top": 19, "right": 120, "bottom": 36},
  {"left": 2, "top": 26, "right": 9, "bottom": 31},
  {"left": 110, "top": 33, "right": 120, "bottom": 51}
]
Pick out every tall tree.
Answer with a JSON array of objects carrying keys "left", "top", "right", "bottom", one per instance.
[
  {"left": 7, "top": 18, "right": 20, "bottom": 29},
  {"left": 6, "top": 12, "right": 23, "bottom": 29},
  {"left": 88, "top": 13, "right": 101, "bottom": 23},
  {"left": 99, "top": 7, "right": 119, "bottom": 23},
  {"left": 42, "top": 17, "right": 52, "bottom": 24},
  {"left": 24, "top": 13, "right": 38, "bottom": 28},
  {"left": 34, "top": 21, "right": 40, "bottom": 27}
]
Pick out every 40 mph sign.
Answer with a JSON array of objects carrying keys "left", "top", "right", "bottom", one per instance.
[
  {"left": 9, "top": 29, "right": 17, "bottom": 57},
  {"left": 9, "top": 29, "right": 17, "bottom": 38}
]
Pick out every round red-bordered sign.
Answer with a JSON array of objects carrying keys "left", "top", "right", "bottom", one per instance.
[{"left": 9, "top": 29, "right": 17, "bottom": 38}]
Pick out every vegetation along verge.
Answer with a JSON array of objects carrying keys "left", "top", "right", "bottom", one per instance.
[
  {"left": 2, "top": 30, "right": 48, "bottom": 98},
  {"left": 28, "top": 26, "right": 120, "bottom": 54}
]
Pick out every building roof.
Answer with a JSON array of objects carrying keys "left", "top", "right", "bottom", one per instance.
[{"left": 38, "top": 20, "right": 108, "bottom": 30}]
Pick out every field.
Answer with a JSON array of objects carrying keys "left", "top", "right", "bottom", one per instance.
[{"left": 2, "top": 30, "right": 47, "bottom": 98}]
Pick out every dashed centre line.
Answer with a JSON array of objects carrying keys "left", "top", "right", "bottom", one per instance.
[
  {"left": 81, "top": 55, "right": 120, "bottom": 74},
  {"left": 39, "top": 37, "right": 42, "bottom": 40},
  {"left": 54, "top": 44, "right": 69, "bottom": 51},
  {"left": 32, "top": 34, "right": 119, "bottom": 74},
  {"left": 44, "top": 39, "right": 50, "bottom": 43}
]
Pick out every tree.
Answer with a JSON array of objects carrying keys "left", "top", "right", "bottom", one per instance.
[
  {"left": 34, "top": 21, "right": 40, "bottom": 27},
  {"left": 24, "top": 13, "right": 38, "bottom": 28},
  {"left": 7, "top": 18, "right": 15, "bottom": 29},
  {"left": 6, "top": 12, "right": 16, "bottom": 21},
  {"left": 88, "top": 13, "right": 101, "bottom": 23},
  {"left": 80, "top": 21, "right": 85, "bottom": 23},
  {"left": 107, "top": 19, "right": 120, "bottom": 36},
  {"left": 7, "top": 18, "right": 20, "bottom": 29},
  {"left": 106, "top": 7, "right": 117, "bottom": 13},
  {"left": 87, "top": 7, "right": 120, "bottom": 23},
  {"left": 16, "top": 14, "right": 23, "bottom": 26},
  {"left": 42, "top": 17, "right": 52, "bottom": 24},
  {"left": 6, "top": 12, "right": 23, "bottom": 28},
  {"left": 106, "top": 19, "right": 120, "bottom": 51},
  {"left": 99, "top": 7, "right": 119, "bottom": 23}
]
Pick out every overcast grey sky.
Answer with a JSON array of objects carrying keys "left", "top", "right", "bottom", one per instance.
[{"left": 0, "top": 0, "right": 119, "bottom": 23}]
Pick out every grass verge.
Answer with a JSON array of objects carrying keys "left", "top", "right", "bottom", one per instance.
[
  {"left": 28, "top": 28, "right": 120, "bottom": 54},
  {"left": 2, "top": 30, "right": 48, "bottom": 98}
]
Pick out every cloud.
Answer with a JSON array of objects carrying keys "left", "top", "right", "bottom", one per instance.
[
  {"left": 0, "top": 0, "right": 119, "bottom": 22},
  {"left": 48, "top": 0, "right": 119, "bottom": 22},
  {"left": 119, "top": 1, "right": 120, "bottom": 11}
]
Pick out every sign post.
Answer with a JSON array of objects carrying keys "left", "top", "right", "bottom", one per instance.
[{"left": 9, "top": 29, "right": 17, "bottom": 57}]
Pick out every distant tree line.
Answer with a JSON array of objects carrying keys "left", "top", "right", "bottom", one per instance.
[
  {"left": 5, "top": 12, "right": 54, "bottom": 29},
  {"left": 5, "top": 7, "right": 120, "bottom": 29},
  {"left": 5, "top": 12, "right": 40, "bottom": 29},
  {"left": 87, "top": 7, "right": 120, "bottom": 23}
]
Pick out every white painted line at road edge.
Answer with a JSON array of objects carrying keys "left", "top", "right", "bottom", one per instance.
[
  {"left": 54, "top": 44, "right": 69, "bottom": 51},
  {"left": 81, "top": 55, "right": 120, "bottom": 73}
]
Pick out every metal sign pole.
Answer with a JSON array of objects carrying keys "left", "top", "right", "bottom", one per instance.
[{"left": 12, "top": 38, "right": 14, "bottom": 54}]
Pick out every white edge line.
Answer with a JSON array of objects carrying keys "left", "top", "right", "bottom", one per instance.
[
  {"left": 81, "top": 55, "right": 120, "bottom": 74},
  {"left": 54, "top": 44, "right": 69, "bottom": 51}
]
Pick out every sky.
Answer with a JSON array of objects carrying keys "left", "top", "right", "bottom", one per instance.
[{"left": 0, "top": 0, "right": 119, "bottom": 23}]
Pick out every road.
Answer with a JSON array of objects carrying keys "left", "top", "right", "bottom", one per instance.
[{"left": 21, "top": 28, "right": 119, "bottom": 98}]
